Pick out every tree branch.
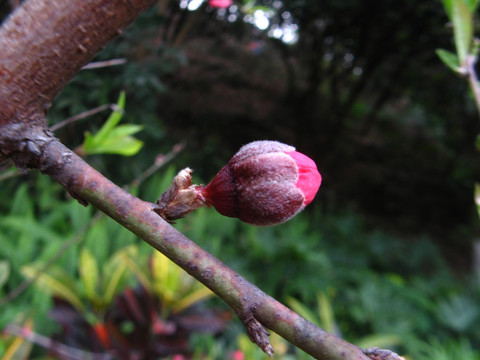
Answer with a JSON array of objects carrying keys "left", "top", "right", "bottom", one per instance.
[
  {"left": 28, "top": 135, "right": 371, "bottom": 359},
  {"left": 0, "top": 1, "right": 401, "bottom": 359}
]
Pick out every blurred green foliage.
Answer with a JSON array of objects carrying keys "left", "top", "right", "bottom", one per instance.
[
  {"left": 1, "top": 168, "right": 479, "bottom": 358},
  {"left": 21, "top": 245, "right": 135, "bottom": 317},
  {"left": 81, "top": 91, "right": 144, "bottom": 156}
]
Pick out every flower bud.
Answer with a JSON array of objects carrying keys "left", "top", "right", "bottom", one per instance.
[
  {"left": 208, "top": 0, "right": 233, "bottom": 9},
  {"left": 199, "top": 140, "right": 322, "bottom": 226}
]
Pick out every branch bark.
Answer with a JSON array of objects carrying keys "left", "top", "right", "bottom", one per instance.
[
  {"left": 12, "top": 135, "right": 373, "bottom": 359},
  {"left": 0, "top": 1, "right": 399, "bottom": 359}
]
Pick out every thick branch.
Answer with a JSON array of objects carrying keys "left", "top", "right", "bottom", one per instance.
[{"left": 0, "top": 0, "right": 155, "bottom": 127}]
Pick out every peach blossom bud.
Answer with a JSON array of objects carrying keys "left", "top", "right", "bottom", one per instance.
[
  {"left": 231, "top": 350, "right": 245, "bottom": 360},
  {"left": 199, "top": 141, "right": 321, "bottom": 226},
  {"left": 209, "top": 0, "right": 233, "bottom": 8}
]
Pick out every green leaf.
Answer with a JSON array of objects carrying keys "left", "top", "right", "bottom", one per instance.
[
  {"left": 152, "top": 250, "right": 182, "bottom": 304},
  {"left": 172, "top": 286, "right": 213, "bottom": 314},
  {"left": 108, "top": 124, "right": 143, "bottom": 137},
  {"left": 117, "top": 245, "right": 152, "bottom": 291},
  {"left": 317, "top": 292, "right": 336, "bottom": 334},
  {"left": 92, "top": 91, "right": 126, "bottom": 145},
  {"left": 9, "top": 183, "right": 33, "bottom": 217},
  {"left": 101, "top": 246, "right": 133, "bottom": 305},
  {"left": 451, "top": 0, "right": 474, "bottom": 64},
  {"left": 437, "top": 294, "right": 479, "bottom": 331},
  {"left": 356, "top": 333, "right": 403, "bottom": 350},
  {"left": 241, "top": 0, "right": 257, "bottom": 12},
  {"left": 81, "top": 91, "right": 144, "bottom": 156},
  {"left": 441, "top": 0, "right": 454, "bottom": 19},
  {"left": 441, "top": 0, "right": 479, "bottom": 20},
  {"left": 102, "top": 263, "right": 127, "bottom": 305},
  {"left": 436, "top": 49, "right": 461, "bottom": 72},
  {"left": 0, "top": 216, "right": 63, "bottom": 245},
  {"left": 84, "top": 218, "right": 109, "bottom": 265},
  {"left": 464, "top": 0, "right": 480, "bottom": 12},
  {"left": 79, "top": 248, "right": 99, "bottom": 302},
  {"left": 21, "top": 265, "right": 85, "bottom": 312},
  {"left": 85, "top": 133, "right": 144, "bottom": 156},
  {"left": 0, "top": 260, "right": 10, "bottom": 288}
]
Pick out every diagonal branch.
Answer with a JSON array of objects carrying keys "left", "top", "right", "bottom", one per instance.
[{"left": 31, "top": 135, "right": 370, "bottom": 359}]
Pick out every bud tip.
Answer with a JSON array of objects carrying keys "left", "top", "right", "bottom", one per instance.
[{"left": 286, "top": 151, "right": 322, "bottom": 205}]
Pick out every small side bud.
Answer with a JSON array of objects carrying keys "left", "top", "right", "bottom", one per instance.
[{"left": 154, "top": 168, "right": 206, "bottom": 222}]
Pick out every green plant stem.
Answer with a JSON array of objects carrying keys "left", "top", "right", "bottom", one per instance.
[{"left": 466, "top": 55, "right": 480, "bottom": 116}]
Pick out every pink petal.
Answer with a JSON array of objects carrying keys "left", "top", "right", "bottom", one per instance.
[
  {"left": 209, "top": 0, "right": 233, "bottom": 8},
  {"left": 287, "top": 151, "right": 322, "bottom": 205}
]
